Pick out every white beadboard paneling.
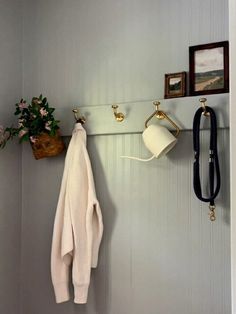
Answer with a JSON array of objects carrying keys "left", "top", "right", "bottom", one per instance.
[
  {"left": 23, "top": 0, "right": 229, "bottom": 107},
  {"left": 21, "top": 129, "right": 230, "bottom": 314},
  {"left": 21, "top": 0, "right": 230, "bottom": 313}
]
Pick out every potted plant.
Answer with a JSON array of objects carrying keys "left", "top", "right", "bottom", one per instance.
[{"left": 0, "top": 95, "right": 65, "bottom": 159}]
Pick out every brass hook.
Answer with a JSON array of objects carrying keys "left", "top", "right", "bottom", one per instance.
[
  {"left": 153, "top": 101, "right": 165, "bottom": 120},
  {"left": 199, "top": 98, "right": 210, "bottom": 117},
  {"left": 144, "top": 101, "right": 180, "bottom": 137},
  {"left": 72, "top": 109, "right": 86, "bottom": 124},
  {"left": 112, "top": 105, "right": 125, "bottom": 122}
]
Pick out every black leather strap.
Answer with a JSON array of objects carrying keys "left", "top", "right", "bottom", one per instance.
[{"left": 193, "top": 106, "right": 221, "bottom": 208}]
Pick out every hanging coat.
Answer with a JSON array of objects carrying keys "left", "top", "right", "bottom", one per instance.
[{"left": 51, "top": 123, "right": 103, "bottom": 304}]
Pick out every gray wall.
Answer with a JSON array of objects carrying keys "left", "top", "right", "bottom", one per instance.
[
  {"left": 20, "top": 0, "right": 230, "bottom": 314},
  {"left": 22, "top": 0, "right": 228, "bottom": 106},
  {"left": 0, "top": 0, "right": 22, "bottom": 313}
]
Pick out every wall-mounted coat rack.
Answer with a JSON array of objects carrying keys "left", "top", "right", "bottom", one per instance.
[{"left": 56, "top": 94, "right": 229, "bottom": 136}]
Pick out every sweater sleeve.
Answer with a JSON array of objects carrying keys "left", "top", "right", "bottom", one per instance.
[
  {"left": 83, "top": 145, "right": 104, "bottom": 269},
  {"left": 72, "top": 200, "right": 103, "bottom": 304},
  {"left": 67, "top": 139, "right": 91, "bottom": 304},
  {"left": 91, "top": 201, "right": 103, "bottom": 268},
  {"left": 70, "top": 134, "right": 103, "bottom": 304},
  {"left": 51, "top": 136, "right": 75, "bottom": 303}
]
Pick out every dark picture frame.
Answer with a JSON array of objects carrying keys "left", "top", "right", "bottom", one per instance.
[
  {"left": 189, "top": 41, "right": 229, "bottom": 96},
  {"left": 164, "top": 72, "right": 186, "bottom": 99}
]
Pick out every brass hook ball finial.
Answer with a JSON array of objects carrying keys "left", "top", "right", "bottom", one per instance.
[
  {"left": 72, "top": 109, "right": 79, "bottom": 120},
  {"left": 153, "top": 100, "right": 165, "bottom": 120},
  {"left": 153, "top": 100, "right": 161, "bottom": 111},
  {"left": 72, "top": 108, "right": 86, "bottom": 124},
  {"left": 112, "top": 105, "right": 125, "bottom": 122},
  {"left": 199, "top": 97, "right": 210, "bottom": 117},
  {"left": 144, "top": 101, "right": 180, "bottom": 138}
]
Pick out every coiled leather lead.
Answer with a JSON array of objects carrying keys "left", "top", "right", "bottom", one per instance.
[{"left": 193, "top": 106, "right": 221, "bottom": 221}]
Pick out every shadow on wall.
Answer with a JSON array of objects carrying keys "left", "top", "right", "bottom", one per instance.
[{"left": 217, "top": 129, "right": 230, "bottom": 224}]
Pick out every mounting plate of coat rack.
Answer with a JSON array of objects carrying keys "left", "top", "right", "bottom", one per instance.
[{"left": 56, "top": 94, "right": 229, "bottom": 136}]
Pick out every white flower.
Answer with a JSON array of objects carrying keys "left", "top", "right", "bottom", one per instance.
[
  {"left": 18, "top": 102, "right": 28, "bottom": 110},
  {"left": 19, "top": 129, "right": 28, "bottom": 138},
  {"left": 30, "top": 136, "right": 37, "bottom": 143},
  {"left": 45, "top": 122, "right": 51, "bottom": 131},
  {"left": 40, "top": 108, "right": 48, "bottom": 117}
]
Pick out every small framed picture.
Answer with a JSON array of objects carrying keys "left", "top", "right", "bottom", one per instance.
[
  {"left": 189, "top": 41, "right": 229, "bottom": 96},
  {"left": 164, "top": 72, "right": 186, "bottom": 99}
]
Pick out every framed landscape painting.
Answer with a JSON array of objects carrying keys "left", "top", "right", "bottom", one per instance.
[
  {"left": 164, "top": 72, "right": 186, "bottom": 98},
  {"left": 189, "top": 41, "right": 229, "bottom": 96}
]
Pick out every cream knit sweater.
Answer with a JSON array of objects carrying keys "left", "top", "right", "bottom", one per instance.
[{"left": 51, "top": 123, "right": 103, "bottom": 304}]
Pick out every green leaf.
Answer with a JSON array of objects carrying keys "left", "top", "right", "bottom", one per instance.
[
  {"left": 14, "top": 108, "right": 21, "bottom": 115},
  {"left": 42, "top": 97, "right": 47, "bottom": 105}
]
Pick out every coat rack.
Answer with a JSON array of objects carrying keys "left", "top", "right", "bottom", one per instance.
[{"left": 56, "top": 94, "right": 229, "bottom": 136}]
